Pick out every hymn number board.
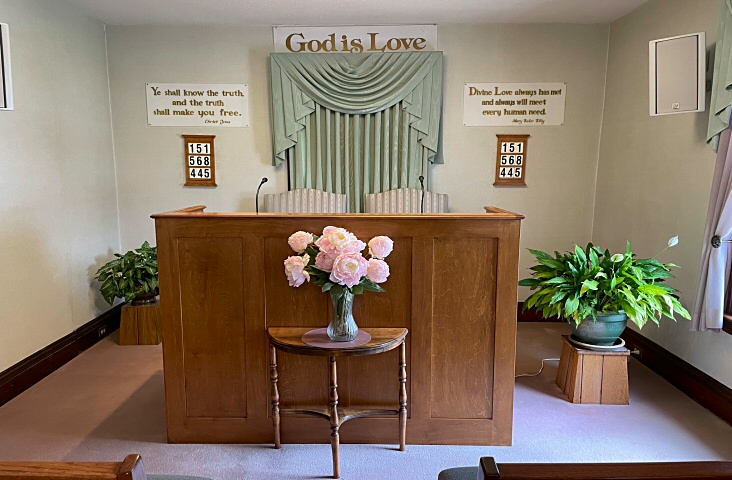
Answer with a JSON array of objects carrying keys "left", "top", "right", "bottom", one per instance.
[
  {"left": 494, "top": 134, "right": 529, "bottom": 187},
  {"left": 183, "top": 135, "right": 216, "bottom": 187}
]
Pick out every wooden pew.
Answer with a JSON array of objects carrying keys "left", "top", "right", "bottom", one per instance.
[
  {"left": 478, "top": 456, "right": 732, "bottom": 480},
  {"left": 0, "top": 454, "right": 145, "bottom": 480}
]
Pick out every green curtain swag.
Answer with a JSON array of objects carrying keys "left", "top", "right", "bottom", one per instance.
[
  {"left": 708, "top": 0, "right": 732, "bottom": 151},
  {"left": 270, "top": 52, "right": 443, "bottom": 212}
]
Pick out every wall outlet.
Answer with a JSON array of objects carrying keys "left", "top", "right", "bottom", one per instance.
[
  {"left": 672, "top": 102, "right": 680, "bottom": 110},
  {"left": 98, "top": 326, "right": 107, "bottom": 338}
]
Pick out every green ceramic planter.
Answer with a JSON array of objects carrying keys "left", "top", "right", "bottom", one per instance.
[{"left": 570, "top": 311, "right": 628, "bottom": 346}]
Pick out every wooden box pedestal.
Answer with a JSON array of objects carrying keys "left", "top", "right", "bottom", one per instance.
[
  {"left": 556, "top": 335, "right": 629, "bottom": 405},
  {"left": 119, "top": 303, "right": 162, "bottom": 345}
]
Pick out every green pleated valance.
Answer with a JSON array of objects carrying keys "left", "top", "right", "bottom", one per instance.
[
  {"left": 270, "top": 52, "right": 443, "bottom": 212},
  {"left": 708, "top": 0, "right": 732, "bottom": 151}
]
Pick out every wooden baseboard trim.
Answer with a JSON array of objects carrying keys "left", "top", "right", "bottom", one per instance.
[
  {"left": 0, "top": 304, "right": 123, "bottom": 407},
  {"left": 517, "top": 301, "right": 563, "bottom": 322},
  {"left": 722, "top": 314, "right": 732, "bottom": 335},
  {"left": 621, "top": 328, "right": 732, "bottom": 426}
]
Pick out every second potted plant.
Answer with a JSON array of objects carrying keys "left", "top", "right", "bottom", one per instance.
[
  {"left": 94, "top": 241, "right": 159, "bottom": 306},
  {"left": 518, "top": 237, "right": 691, "bottom": 346}
]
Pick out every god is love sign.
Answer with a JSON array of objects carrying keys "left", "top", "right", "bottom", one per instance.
[{"left": 273, "top": 25, "right": 437, "bottom": 53}]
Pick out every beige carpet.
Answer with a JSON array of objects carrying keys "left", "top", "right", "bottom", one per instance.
[{"left": 0, "top": 323, "right": 730, "bottom": 480}]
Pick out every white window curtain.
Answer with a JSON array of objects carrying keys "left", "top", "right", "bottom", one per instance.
[
  {"left": 693, "top": 0, "right": 732, "bottom": 331},
  {"left": 693, "top": 129, "right": 732, "bottom": 331}
]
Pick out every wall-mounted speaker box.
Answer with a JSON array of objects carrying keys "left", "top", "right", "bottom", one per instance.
[
  {"left": 649, "top": 32, "right": 705, "bottom": 116},
  {"left": 0, "top": 23, "right": 13, "bottom": 111}
]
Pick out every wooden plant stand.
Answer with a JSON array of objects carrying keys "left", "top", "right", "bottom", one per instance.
[
  {"left": 556, "top": 335, "right": 629, "bottom": 405},
  {"left": 119, "top": 303, "right": 162, "bottom": 345}
]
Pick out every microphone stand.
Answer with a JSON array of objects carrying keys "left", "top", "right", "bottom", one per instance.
[
  {"left": 256, "top": 177, "right": 268, "bottom": 214},
  {"left": 418, "top": 175, "right": 425, "bottom": 214}
]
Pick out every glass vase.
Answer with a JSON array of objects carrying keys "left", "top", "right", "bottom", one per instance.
[{"left": 327, "top": 289, "right": 358, "bottom": 341}]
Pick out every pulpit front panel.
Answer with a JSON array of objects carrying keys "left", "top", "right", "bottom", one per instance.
[{"left": 178, "top": 237, "right": 247, "bottom": 418}]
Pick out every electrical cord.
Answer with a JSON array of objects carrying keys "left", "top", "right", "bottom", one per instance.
[
  {"left": 515, "top": 348, "right": 640, "bottom": 379},
  {"left": 515, "top": 358, "right": 560, "bottom": 378}
]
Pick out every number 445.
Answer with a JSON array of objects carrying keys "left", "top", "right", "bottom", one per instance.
[
  {"left": 189, "top": 168, "right": 211, "bottom": 179},
  {"left": 500, "top": 167, "right": 522, "bottom": 178}
]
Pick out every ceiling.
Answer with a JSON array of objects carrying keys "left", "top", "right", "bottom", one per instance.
[{"left": 62, "top": 0, "right": 649, "bottom": 26}]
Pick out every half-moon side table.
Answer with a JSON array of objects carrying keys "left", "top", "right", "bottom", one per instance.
[{"left": 266, "top": 327, "right": 408, "bottom": 479}]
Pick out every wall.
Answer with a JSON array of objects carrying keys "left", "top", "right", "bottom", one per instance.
[
  {"left": 595, "top": 0, "right": 732, "bottom": 387},
  {"left": 0, "top": 1, "right": 118, "bottom": 371},
  {"left": 105, "top": 26, "right": 277, "bottom": 250},
  {"left": 438, "top": 25, "right": 609, "bottom": 277},
  {"left": 5, "top": 3, "right": 727, "bottom": 388},
  {"left": 106, "top": 24, "right": 610, "bottom": 282}
]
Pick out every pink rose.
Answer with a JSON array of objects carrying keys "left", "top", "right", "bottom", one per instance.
[
  {"left": 315, "top": 251, "right": 335, "bottom": 272},
  {"left": 329, "top": 253, "right": 368, "bottom": 288},
  {"left": 315, "top": 226, "right": 365, "bottom": 255},
  {"left": 288, "top": 231, "right": 313, "bottom": 254},
  {"left": 284, "top": 254, "right": 310, "bottom": 287},
  {"left": 366, "top": 258, "right": 390, "bottom": 283},
  {"left": 368, "top": 236, "right": 394, "bottom": 259},
  {"left": 342, "top": 238, "right": 367, "bottom": 254}
]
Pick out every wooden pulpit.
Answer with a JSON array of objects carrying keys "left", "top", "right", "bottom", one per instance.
[{"left": 152, "top": 206, "right": 522, "bottom": 445}]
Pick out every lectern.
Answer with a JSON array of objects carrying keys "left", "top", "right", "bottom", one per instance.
[{"left": 152, "top": 206, "right": 523, "bottom": 445}]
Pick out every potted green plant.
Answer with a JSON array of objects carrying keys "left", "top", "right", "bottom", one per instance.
[
  {"left": 94, "top": 241, "right": 159, "bottom": 306},
  {"left": 518, "top": 237, "right": 691, "bottom": 346}
]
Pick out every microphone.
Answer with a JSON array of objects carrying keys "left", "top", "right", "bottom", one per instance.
[
  {"left": 255, "top": 177, "right": 268, "bottom": 213},
  {"left": 418, "top": 175, "right": 425, "bottom": 214}
]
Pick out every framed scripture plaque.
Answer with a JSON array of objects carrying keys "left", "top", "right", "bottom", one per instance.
[
  {"left": 183, "top": 135, "right": 216, "bottom": 187},
  {"left": 494, "top": 134, "right": 529, "bottom": 187}
]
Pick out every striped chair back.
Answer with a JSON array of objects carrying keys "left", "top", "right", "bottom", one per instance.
[
  {"left": 364, "top": 188, "right": 448, "bottom": 213},
  {"left": 262, "top": 189, "right": 348, "bottom": 213}
]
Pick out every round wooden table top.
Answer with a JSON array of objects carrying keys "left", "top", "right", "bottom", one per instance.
[{"left": 267, "top": 327, "right": 408, "bottom": 357}]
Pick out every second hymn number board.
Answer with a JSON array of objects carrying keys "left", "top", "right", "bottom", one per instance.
[
  {"left": 494, "top": 134, "right": 529, "bottom": 187},
  {"left": 183, "top": 135, "right": 216, "bottom": 187}
]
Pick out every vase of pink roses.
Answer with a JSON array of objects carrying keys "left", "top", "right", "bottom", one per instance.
[{"left": 284, "top": 226, "right": 393, "bottom": 341}]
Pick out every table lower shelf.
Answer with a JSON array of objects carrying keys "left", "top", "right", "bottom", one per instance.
[{"left": 280, "top": 405, "right": 399, "bottom": 427}]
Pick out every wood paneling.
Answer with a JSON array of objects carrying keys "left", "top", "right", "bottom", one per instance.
[
  {"left": 600, "top": 356, "right": 629, "bottom": 405},
  {"left": 179, "top": 237, "right": 247, "bottom": 418},
  {"left": 431, "top": 238, "right": 496, "bottom": 419},
  {"left": 153, "top": 209, "right": 522, "bottom": 444},
  {"left": 579, "top": 355, "right": 603, "bottom": 404}
]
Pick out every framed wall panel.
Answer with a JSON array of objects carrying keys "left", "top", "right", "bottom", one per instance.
[{"left": 649, "top": 32, "right": 706, "bottom": 116}]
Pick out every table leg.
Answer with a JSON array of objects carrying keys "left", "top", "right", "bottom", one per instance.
[
  {"left": 270, "top": 345, "right": 281, "bottom": 449},
  {"left": 399, "top": 341, "right": 407, "bottom": 451},
  {"left": 329, "top": 356, "right": 340, "bottom": 479}
]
